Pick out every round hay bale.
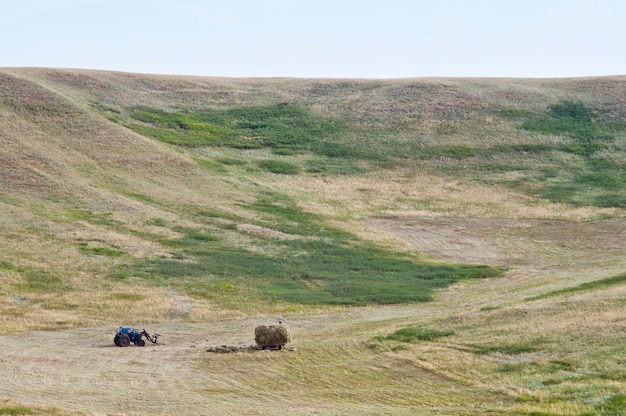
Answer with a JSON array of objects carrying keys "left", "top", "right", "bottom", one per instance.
[{"left": 254, "top": 324, "right": 292, "bottom": 349}]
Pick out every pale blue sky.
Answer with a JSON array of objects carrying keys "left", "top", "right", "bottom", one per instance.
[{"left": 1, "top": 0, "right": 624, "bottom": 78}]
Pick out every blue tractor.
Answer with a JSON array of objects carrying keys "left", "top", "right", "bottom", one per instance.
[{"left": 114, "top": 327, "right": 160, "bottom": 347}]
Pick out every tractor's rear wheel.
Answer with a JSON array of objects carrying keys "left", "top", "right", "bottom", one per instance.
[
  {"left": 118, "top": 334, "right": 130, "bottom": 347},
  {"left": 136, "top": 339, "right": 146, "bottom": 347}
]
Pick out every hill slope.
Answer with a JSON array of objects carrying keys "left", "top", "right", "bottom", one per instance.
[{"left": 0, "top": 68, "right": 624, "bottom": 415}]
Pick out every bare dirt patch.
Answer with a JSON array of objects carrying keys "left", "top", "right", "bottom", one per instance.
[{"left": 366, "top": 217, "right": 626, "bottom": 271}]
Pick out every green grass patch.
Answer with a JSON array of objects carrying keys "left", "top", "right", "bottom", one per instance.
[
  {"left": 109, "top": 292, "right": 146, "bottom": 301},
  {"left": 596, "top": 395, "right": 626, "bottom": 416},
  {"left": 195, "top": 208, "right": 241, "bottom": 223},
  {"left": 113, "top": 191, "right": 503, "bottom": 305},
  {"left": 193, "top": 157, "right": 226, "bottom": 171},
  {"left": 66, "top": 209, "right": 114, "bottom": 224},
  {"left": 3, "top": 261, "right": 71, "bottom": 293},
  {"left": 265, "top": 240, "right": 501, "bottom": 305},
  {"left": 547, "top": 359, "right": 577, "bottom": 372},
  {"left": 527, "top": 272, "right": 626, "bottom": 301},
  {"left": 305, "top": 158, "right": 365, "bottom": 175},
  {"left": 310, "top": 141, "right": 361, "bottom": 158},
  {"left": 430, "top": 145, "right": 478, "bottom": 159},
  {"left": 489, "top": 143, "right": 554, "bottom": 154},
  {"left": 217, "top": 157, "right": 247, "bottom": 166},
  {"left": 0, "top": 407, "right": 34, "bottom": 415},
  {"left": 108, "top": 99, "right": 626, "bottom": 208},
  {"left": 247, "top": 191, "right": 353, "bottom": 239},
  {"left": 78, "top": 242, "right": 126, "bottom": 257},
  {"left": 121, "top": 191, "right": 159, "bottom": 206},
  {"left": 0, "top": 261, "right": 17, "bottom": 272},
  {"left": 17, "top": 269, "right": 70, "bottom": 293},
  {"left": 474, "top": 342, "right": 539, "bottom": 355},
  {"left": 521, "top": 100, "right": 608, "bottom": 141},
  {"left": 498, "top": 358, "right": 577, "bottom": 376},
  {"left": 499, "top": 363, "right": 529, "bottom": 373},
  {"left": 594, "top": 192, "right": 626, "bottom": 208},
  {"left": 33, "top": 207, "right": 116, "bottom": 225},
  {"left": 380, "top": 326, "right": 454, "bottom": 343},
  {"left": 160, "top": 227, "right": 221, "bottom": 248},
  {"left": 0, "top": 403, "right": 65, "bottom": 415},
  {"left": 125, "top": 104, "right": 347, "bottom": 154},
  {"left": 257, "top": 160, "right": 300, "bottom": 174},
  {"left": 147, "top": 218, "right": 168, "bottom": 227},
  {"left": 497, "top": 100, "right": 626, "bottom": 207}
]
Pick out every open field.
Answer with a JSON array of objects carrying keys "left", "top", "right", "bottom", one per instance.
[
  {"left": 0, "top": 225, "right": 624, "bottom": 415},
  {"left": 0, "top": 68, "right": 624, "bottom": 415}
]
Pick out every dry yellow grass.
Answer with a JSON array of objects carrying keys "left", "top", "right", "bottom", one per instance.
[
  {"left": 0, "top": 68, "right": 624, "bottom": 415},
  {"left": 270, "top": 169, "right": 618, "bottom": 221}
]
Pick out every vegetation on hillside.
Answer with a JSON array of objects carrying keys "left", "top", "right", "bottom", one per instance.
[
  {"left": 103, "top": 98, "right": 626, "bottom": 208},
  {"left": 113, "top": 191, "right": 503, "bottom": 305},
  {"left": 128, "top": 104, "right": 347, "bottom": 153},
  {"left": 0, "top": 68, "right": 624, "bottom": 416},
  {"left": 503, "top": 100, "right": 626, "bottom": 207}
]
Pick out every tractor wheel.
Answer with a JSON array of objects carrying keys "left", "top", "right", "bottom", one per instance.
[
  {"left": 136, "top": 339, "right": 146, "bottom": 347},
  {"left": 118, "top": 334, "right": 130, "bottom": 347},
  {"left": 114, "top": 335, "right": 120, "bottom": 346}
]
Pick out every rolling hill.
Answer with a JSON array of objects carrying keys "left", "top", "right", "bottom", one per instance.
[{"left": 0, "top": 68, "right": 624, "bottom": 415}]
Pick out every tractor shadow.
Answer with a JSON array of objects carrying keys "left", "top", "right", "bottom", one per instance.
[{"left": 98, "top": 341, "right": 165, "bottom": 348}]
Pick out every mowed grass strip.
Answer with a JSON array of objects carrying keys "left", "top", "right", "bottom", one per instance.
[{"left": 527, "top": 272, "right": 626, "bottom": 301}]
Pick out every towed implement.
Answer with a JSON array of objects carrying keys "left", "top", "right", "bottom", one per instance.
[{"left": 114, "top": 327, "right": 160, "bottom": 347}]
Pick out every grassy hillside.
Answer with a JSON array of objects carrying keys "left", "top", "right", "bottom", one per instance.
[{"left": 0, "top": 68, "right": 624, "bottom": 415}]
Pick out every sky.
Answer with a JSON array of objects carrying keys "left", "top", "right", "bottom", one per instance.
[{"left": 1, "top": 0, "right": 625, "bottom": 79}]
